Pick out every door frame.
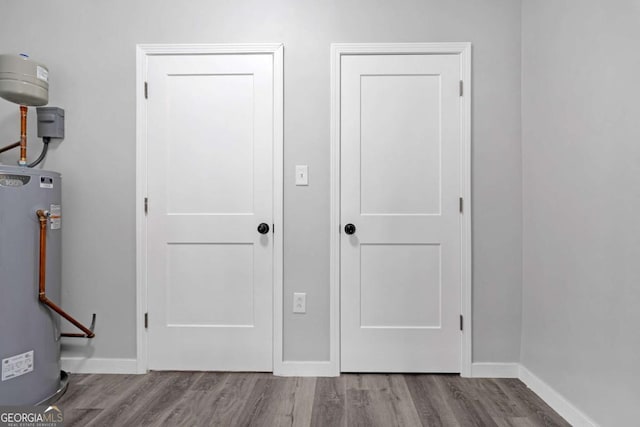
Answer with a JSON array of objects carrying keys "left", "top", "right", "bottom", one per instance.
[
  {"left": 135, "top": 44, "right": 284, "bottom": 374},
  {"left": 329, "top": 43, "right": 472, "bottom": 377}
]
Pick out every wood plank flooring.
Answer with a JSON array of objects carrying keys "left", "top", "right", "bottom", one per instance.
[{"left": 56, "top": 372, "right": 570, "bottom": 427}]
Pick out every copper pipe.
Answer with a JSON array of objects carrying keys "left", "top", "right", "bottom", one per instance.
[
  {"left": 19, "top": 106, "right": 28, "bottom": 165},
  {"left": 0, "top": 141, "right": 20, "bottom": 154},
  {"left": 36, "top": 210, "right": 96, "bottom": 338}
]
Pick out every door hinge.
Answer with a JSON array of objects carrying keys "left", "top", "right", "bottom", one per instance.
[
  {"left": 459, "top": 197, "right": 463, "bottom": 213},
  {"left": 144, "top": 312, "right": 148, "bottom": 329},
  {"left": 460, "top": 314, "right": 464, "bottom": 331},
  {"left": 144, "top": 81, "right": 148, "bottom": 99},
  {"left": 144, "top": 197, "right": 148, "bottom": 215},
  {"left": 459, "top": 80, "right": 463, "bottom": 96}
]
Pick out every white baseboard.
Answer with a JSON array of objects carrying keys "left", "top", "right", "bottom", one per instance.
[
  {"left": 61, "top": 357, "right": 139, "bottom": 374},
  {"left": 274, "top": 361, "right": 338, "bottom": 377},
  {"left": 62, "top": 357, "right": 336, "bottom": 376},
  {"left": 471, "top": 362, "right": 520, "bottom": 378},
  {"left": 519, "top": 365, "right": 599, "bottom": 427}
]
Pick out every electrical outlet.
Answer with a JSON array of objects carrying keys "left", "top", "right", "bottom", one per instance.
[{"left": 293, "top": 292, "right": 306, "bottom": 313}]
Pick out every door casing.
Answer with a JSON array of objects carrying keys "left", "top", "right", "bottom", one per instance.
[
  {"left": 135, "top": 44, "right": 284, "bottom": 374},
  {"left": 330, "top": 43, "right": 472, "bottom": 377}
]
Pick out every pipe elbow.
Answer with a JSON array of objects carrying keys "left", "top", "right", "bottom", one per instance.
[{"left": 36, "top": 210, "right": 48, "bottom": 223}]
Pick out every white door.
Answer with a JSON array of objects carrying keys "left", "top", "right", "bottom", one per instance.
[
  {"left": 341, "top": 53, "right": 462, "bottom": 372},
  {"left": 145, "top": 50, "right": 280, "bottom": 371}
]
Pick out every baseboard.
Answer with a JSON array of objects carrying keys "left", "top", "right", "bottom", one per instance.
[
  {"left": 62, "top": 357, "right": 336, "bottom": 376},
  {"left": 519, "top": 365, "right": 599, "bottom": 427},
  {"left": 274, "top": 361, "right": 338, "bottom": 377},
  {"left": 471, "top": 362, "right": 520, "bottom": 378},
  {"left": 61, "top": 357, "right": 139, "bottom": 374}
]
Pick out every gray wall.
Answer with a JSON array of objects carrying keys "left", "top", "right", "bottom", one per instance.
[
  {"left": 521, "top": 1, "right": 640, "bottom": 425},
  {"left": 0, "top": 0, "right": 523, "bottom": 363}
]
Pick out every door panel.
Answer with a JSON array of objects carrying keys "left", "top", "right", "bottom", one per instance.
[
  {"left": 360, "top": 244, "right": 441, "bottom": 328},
  {"left": 166, "top": 243, "right": 254, "bottom": 326},
  {"left": 165, "top": 74, "right": 255, "bottom": 214},
  {"left": 341, "top": 54, "right": 461, "bottom": 372},
  {"left": 147, "top": 53, "right": 275, "bottom": 371},
  {"left": 360, "top": 74, "right": 441, "bottom": 215}
]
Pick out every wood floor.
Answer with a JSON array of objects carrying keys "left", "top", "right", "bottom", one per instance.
[{"left": 56, "top": 372, "right": 570, "bottom": 427}]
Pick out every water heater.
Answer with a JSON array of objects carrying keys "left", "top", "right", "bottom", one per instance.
[{"left": 0, "top": 165, "right": 66, "bottom": 404}]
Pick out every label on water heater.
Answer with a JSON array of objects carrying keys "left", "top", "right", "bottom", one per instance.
[
  {"left": 40, "top": 176, "right": 53, "bottom": 189},
  {"left": 50, "top": 204, "right": 61, "bottom": 230},
  {"left": 1, "top": 350, "right": 34, "bottom": 381}
]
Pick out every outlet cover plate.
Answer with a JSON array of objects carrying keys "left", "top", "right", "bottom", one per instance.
[{"left": 293, "top": 292, "right": 306, "bottom": 313}]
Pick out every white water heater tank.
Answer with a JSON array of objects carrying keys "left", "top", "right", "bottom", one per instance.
[{"left": 0, "top": 54, "right": 49, "bottom": 106}]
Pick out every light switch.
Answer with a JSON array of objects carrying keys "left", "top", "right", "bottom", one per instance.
[{"left": 295, "top": 165, "right": 308, "bottom": 186}]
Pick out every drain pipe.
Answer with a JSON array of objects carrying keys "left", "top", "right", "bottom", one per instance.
[{"left": 36, "top": 210, "right": 96, "bottom": 338}]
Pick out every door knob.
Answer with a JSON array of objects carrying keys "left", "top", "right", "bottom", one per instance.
[
  {"left": 257, "top": 223, "right": 270, "bottom": 234},
  {"left": 344, "top": 223, "right": 356, "bottom": 235}
]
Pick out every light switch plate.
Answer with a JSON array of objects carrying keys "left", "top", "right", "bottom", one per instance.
[{"left": 295, "top": 165, "right": 308, "bottom": 186}]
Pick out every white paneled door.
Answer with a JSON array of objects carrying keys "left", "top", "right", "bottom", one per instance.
[
  {"left": 145, "top": 48, "right": 281, "bottom": 371},
  {"left": 340, "top": 53, "right": 463, "bottom": 372}
]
